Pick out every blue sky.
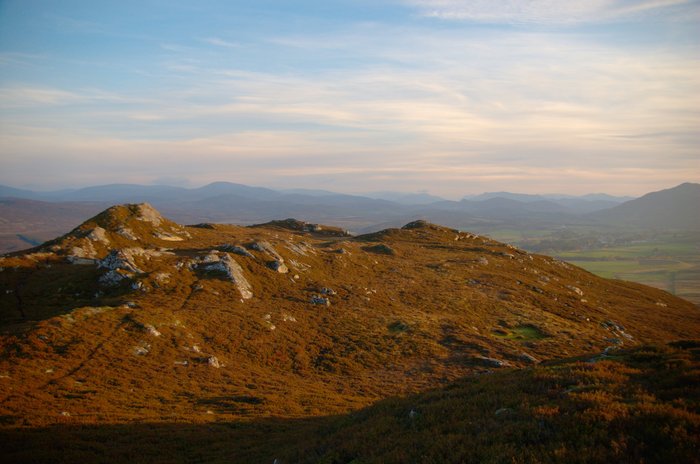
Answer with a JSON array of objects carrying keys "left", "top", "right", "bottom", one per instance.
[{"left": 1, "top": 0, "right": 698, "bottom": 197}]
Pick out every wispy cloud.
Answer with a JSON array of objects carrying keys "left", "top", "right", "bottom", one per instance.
[
  {"left": 405, "top": 0, "right": 697, "bottom": 23},
  {"left": 0, "top": 2, "right": 698, "bottom": 195},
  {"left": 202, "top": 37, "right": 241, "bottom": 48}
]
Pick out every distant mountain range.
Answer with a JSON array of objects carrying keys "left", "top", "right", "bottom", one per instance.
[{"left": 0, "top": 182, "right": 698, "bottom": 254}]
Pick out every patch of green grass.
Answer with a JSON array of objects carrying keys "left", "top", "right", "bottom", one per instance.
[{"left": 493, "top": 324, "right": 547, "bottom": 341}]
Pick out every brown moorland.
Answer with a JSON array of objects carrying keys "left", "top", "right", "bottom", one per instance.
[{"left": 0, "top": 204, "right": 698, "bottom": 462}]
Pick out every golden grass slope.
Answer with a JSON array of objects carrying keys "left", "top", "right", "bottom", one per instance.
[{"left": 0, "top": 204, "right": 698, "bottom": 436}]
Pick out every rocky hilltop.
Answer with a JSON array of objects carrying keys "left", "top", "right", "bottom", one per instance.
[{"left": 0, "top": 204, "right": 698, "bottom": 462}]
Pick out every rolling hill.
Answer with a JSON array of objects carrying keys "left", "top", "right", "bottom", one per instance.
[
  {"left": 591, "top": 182, "right": 700, "bottom": 229},
  {"left": 0, "top": 204, "right": 698, "bottom": 462}
]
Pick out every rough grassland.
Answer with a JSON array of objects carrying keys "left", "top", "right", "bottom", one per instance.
[{"left": 1, "top": 206, "right": 699, "bottom": 463}]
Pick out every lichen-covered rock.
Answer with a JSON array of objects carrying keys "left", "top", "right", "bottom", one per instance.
[
  {"left": 567, "top": 285, "right": 584, "bottom": 296},
  {"left": 135, "top": 203, "right": 163, "bottom": 226},
  {"left": 476, "top": 356, "right": 511, "bottom": 368},
  {"left": 250, "top": 241, "right": 284, "bottom": 262},
  {"left": 69, "top": 240, "right": 97, "bottom": 259},
  {"left": 201, "top": 254, "right": 253, "bottom": 299},
  {"left": 267, "top": 260, "right": 288, "bottom": 274},
  {"left": 311, "top": 296, "right": 331, "bottom": 306},
  {"left": 220, "top": 244, "right": 255, "bottom": 259},
  {"left": 99, "top": 270, "right": 130, "bottom": 286},
  {"left": 98, "top": 249, "right": 144, "bottom": 274},
  {"left": 116, "top": 227, "right": 138, "bottom": 240},
  {"left": 87, "top": 226, "right": 110, "bottom": 244}
]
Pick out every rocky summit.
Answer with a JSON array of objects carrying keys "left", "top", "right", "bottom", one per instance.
[{"left": 0, "top": 204, "right": 699, "bottom": 463}]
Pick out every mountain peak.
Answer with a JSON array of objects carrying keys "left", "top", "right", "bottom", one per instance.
[{"left": 45, "top": 203, "right": 190, "bottom": 260}]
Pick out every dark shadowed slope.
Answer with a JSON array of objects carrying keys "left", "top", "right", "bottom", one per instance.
[{"left": 591, "top": 183, "right": 700, "bottom": 229}]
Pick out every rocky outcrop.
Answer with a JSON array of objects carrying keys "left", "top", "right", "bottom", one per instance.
[
  {"left": 200, "top": 253, "right": 253, "bottom": 299},
  {"left": 249, "top": 241, "right": 289, "bottom": 274},
  {"left": 220, "top": 244, "right": 255, "bottom": 259},
  {"left": 87, "top": 226, "right": 110, "bottom": 244},
  {"left": 98, "top": 249, "right": 146, "bottom": 274}
]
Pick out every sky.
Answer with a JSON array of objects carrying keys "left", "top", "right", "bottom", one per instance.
[{"left": 0, "top": 0, "right": 699, "bottom": 198}]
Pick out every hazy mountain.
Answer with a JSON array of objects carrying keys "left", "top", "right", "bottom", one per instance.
[
  {"left": 0, "top": 185, "right": 43, "bottom": 199},
  {"left": 465, "top": 191, "right": 547, "bottom": 202},
  {"left": 591, "top": 182, "right": 700, "bottom": 229},
  {"left": 363, "top": 191, "right": 447, "bottom": 205},
  {"left": 0, "top": 204, "right": 697, "bottom": 462},
  {"left": 1, "top": 182, "right": 697, "bottom": 255},
  {"left": 464, "top": 191, "right": 633, "bottom": 214}
]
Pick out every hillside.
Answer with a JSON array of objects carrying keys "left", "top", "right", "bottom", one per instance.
[
  {"left": 0, "top": 204, "right": 699, "bottom": 462},
  {"left": 591, "top": 183, "right": 700, "bottom": 229}
]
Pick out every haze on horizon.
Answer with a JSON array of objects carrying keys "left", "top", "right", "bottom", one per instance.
[{"left": 1, "top": 0, "right": 699, "bottom": 198}]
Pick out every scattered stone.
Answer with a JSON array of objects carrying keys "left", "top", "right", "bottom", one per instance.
[
  {"left": 145, "top": 324, "right": 161, "bottom": 337},
  {"left": 566, "top": 285, "right": 584, "bottom": 296},
  {"left": 174, "top": 360, "right": 189, "bottom": 366},
  {"left": 267, "top": 260, "right": 289, "bottom": 274},
  {"left": 281, "top": 313, "right": 297, "bottom": 322},
  {"left": 478, "top": 257, "right": 489, "bottom": 265},
  {"left": 495, "top": 408, "right": 513, "bottom": 416},
  {"left": 476, "top": 356, "right": 511, "bottom": 368},
  {"left": 133, "top": 342, "right": 151, "bottom": 356},
  {"left": 320, "top": 287, "right": 336, "bottom": 295},
  {"left": 408, "top": 409, "right": 418, "bottom": 419},
  {"left": 311, "top": 296, "right": 331, "bottom": 306},
  {"left": 61, "top": 411, "right": 71, "bottom": 417},
  {"left": 519, "top": 352, "right": 540, "bottom": 364},
  {"left": 207, "top": 356, "right": 221, "bottom": 368}
]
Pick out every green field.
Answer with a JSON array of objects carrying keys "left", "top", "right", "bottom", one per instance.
[
  {"left": 556, "top": 239, "right": 700, "bottom": 305},
  {"left": 483, "top": 228, "right": 700, "bottom": 305}
]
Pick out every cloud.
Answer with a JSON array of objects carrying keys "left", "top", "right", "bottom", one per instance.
[
  {"left": 202, "top": 37, "right": 241, "bottom": 48},
  {"left": 1, "top": 13, "right": 698, "bottom": 196},
  {"left": 405, "top": 0, "right": 696, "bottom": 24}
]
